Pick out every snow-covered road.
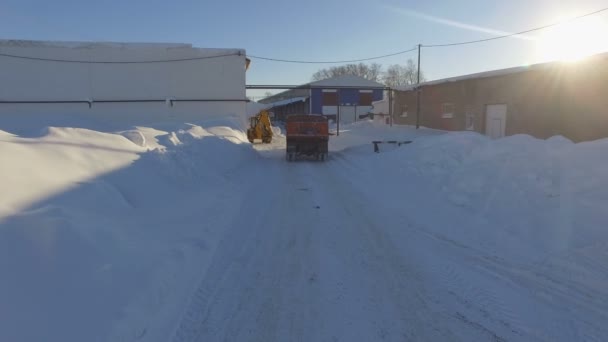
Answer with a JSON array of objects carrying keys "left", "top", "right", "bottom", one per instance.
[
  {"left": 174, "top": 144, "right": 456, "bottom": 341},
  {"left": 171, "top": 131, "right": 608, "bottom": 342}
]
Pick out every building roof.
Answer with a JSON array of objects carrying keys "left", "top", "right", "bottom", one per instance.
[
  {"left": 259, "top": 75, "right": 385, "bottom": 104},
  {"left": 395, "top": 52, "right": 608, "bottom": 91},
  {"left": 0, "top": 39, "right": 192, "bottom": 49},
  {"left": 267, "top": 96, "right": 308, "bottom": 108},
  {"left": 0, "top": 39, "right": 245, "bottom": 57},
  {"left": 307, "top": 75, "right": 385, "bottom": 88}
]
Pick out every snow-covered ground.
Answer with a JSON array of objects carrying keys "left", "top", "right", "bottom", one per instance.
[{"left": 1, "top": 117, "right": 607, "bottom": 341}]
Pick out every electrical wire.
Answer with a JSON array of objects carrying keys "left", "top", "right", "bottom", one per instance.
[
  {"left": 423, "top": 7, "right": 608, "bottom": 47},
  {"left": 249, "top": 6, "right": 608, "bottom": 61},
  {"left": 247, "top": 47, "right": 418, "bottom": 64},
  {"left": 0, "top": 51, "right": 242, "bottom": 64},
  {"left": 0, "top": 7, "right": 606, "bottom": 64}
]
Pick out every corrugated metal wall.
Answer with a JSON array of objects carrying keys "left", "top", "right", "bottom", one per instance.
[
  {"left": 393, "top": 57, "right": 608, "bottom": 142},
  {"left": 311, "top": 88, "right": 382, "bottom": 114}
]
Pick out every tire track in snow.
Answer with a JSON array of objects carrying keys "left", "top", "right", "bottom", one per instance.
[
  {"left": 171, "top": 158, "right": 326, "bottom": 342},
  {"left": 329, "top": 154, "right": 520, "bottom": 341},
  {"left": 170, "top": 161, "right": 287, "bottom": 342},
  {"left": 313, "top": 159, "right": 466, "bottom": 341},
  {"left": 331, "top": 151, "right": 608, "bottom": 341},
  {"left": 420, "top": 225, "right": 608, "bottom": 341},
  {"left": 438, "top": 262, "right": 523, "bottom": 339}
]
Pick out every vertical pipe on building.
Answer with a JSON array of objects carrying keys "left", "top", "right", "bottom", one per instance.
[
  {"left": 337, "top": 90, "right": 340, "bottom": 136},
  {"left": 388, "top": 88, "right": 393, "bottom": 127},
  {"left": 309, "top": 88, "right": 312, "bottom": 114},
  {"left": 416, "top": 44, "right": 422, "bottom": 129}
]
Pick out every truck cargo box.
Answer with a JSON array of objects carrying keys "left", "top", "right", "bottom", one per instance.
[{"left": 285, "top": 115, "right": 329, "bottom": 161}]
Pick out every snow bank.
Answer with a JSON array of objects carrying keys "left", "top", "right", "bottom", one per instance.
[
  {"left": 330, "top": 120, "right": 443, "bottom": 154},
  {"left": 344, "top": 129, "right": 608, "bottom": 285},
  {"left": 320, "top": 126, "right": 608, "bottom": 339},
  {"left": 0, "top": 127, "right": 145, "bottom": 217},
  {"left": 0, "top": 118, "right": 256, "bottom": 342},
  {"left": 119, "top": 130, "right": 147, "bottom": 147}
]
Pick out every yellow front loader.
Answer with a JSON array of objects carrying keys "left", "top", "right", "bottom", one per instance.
[{"left": 247, "top": 110, "right": 273, "bottom": 143}]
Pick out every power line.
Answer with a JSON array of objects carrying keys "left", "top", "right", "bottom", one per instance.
[
  {"left": 0, "top": 51, "right": 242, "bottom": 64},
  {"left": 249, "top": 6, "right": 608, "bottom": 62},
  {"left": 247, "top": 47, "right": 418, "bottom": 64},
  {"left": 0, "top": 6, "right": 606, "bottom": 64},
  {"left": 423, "top": 7, "right": 608, "bottom": 47}
]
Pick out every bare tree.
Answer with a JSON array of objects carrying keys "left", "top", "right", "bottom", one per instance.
[
  {"left": 383, "top": 59, "right": 425, "bottom": 88},
  {"left": 311, "top": 63, "right": 383, "bottom": 82}
]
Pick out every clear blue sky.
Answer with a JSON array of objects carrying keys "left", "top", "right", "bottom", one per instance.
[{"left": 1, "top": 0, "right": 607, "bottom": 99}]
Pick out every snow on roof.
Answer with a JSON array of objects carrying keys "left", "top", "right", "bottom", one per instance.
[
  {"left": 308, "top": 75, "right": 385, "bottom": 88},
  {"left": 371, "top": 99, "right": 389, "bottom": 114},
  {"left": 394, "top": 66, "right": 539, "bottom": 91},
  {"left": 0, "top": 39, "right": 244, "bottom": 55},
  {"left": 260, "top": 75, "right": 384, "bottom": 104},
  {"left": 395, "top": 52, "right": 608, "bottom": 91},
  {"left": 246, "top": 101, "right": 269, "bottom": 116},
  {"left": 0, "top": 39, "right": 190, "bottom": 49},
  {"left": 267, "top": 96, "right": 308, "bottom": 108}
]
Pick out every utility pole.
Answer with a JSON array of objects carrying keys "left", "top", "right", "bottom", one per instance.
[{"left": 416, "top": 44, "right": 422, "bottom": 129}]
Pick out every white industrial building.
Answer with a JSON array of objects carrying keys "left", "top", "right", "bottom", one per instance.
[{"left": 0, "top": 40, "right": 248, "bottom": 129}]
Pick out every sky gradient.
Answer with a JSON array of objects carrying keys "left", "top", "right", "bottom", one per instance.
[{"left": 1, "top": 0, "right": 607, "bottom": 99}]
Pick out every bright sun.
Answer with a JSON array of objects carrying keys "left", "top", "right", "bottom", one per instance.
[{"left": 537, "top": 16, "right": 608, "bottom": 62}]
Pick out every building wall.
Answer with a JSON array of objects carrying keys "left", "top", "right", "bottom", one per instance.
[
  {"left": 311, "top": 88, "right": 382, "bottom": 114},
  {"left": 394, "top": 57, "right": 608, "bottom": 142},
  {"left": 0, "top": 102, "right": 247, "bottom": 133},
  {"left": 270, "top": 99, "right": 309, "bottom": 121},
  {"left": 0, "top": 41, "right": 247, "bottom": 127},
  {"left": 259, "top": 89, "right": 310, "bottom": 105}
]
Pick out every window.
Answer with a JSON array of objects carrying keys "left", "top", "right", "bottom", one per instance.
[
  {"left": 322, "top": 89, "right": 338, "bottom": 106},
  {"left": 359, "top": 90, "right": 373, "bottom": 106},
  {"left": 400, "top": 104, "right": 408, "bottom": 117},
  {"left": 442, "top": 103, "right": 454, "bottom": 119}
]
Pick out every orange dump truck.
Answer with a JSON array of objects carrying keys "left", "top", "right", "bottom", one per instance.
[{"left": 285, "top": 114, "right": 329, "bottom": 162}]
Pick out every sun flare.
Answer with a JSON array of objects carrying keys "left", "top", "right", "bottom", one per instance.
[{"left": 537, "top": 16, "right": 608, "bottom": 62}]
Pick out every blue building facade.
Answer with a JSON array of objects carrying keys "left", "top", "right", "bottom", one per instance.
[
  {"left": 310, "top": 88, "right": 383, "bottom": 115},
  {"left": 260, "top": 75, "right": 385, "bottom": 123}
]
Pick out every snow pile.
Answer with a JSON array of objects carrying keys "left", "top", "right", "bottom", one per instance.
[
  {"left": 0, "top": 119, "right": 256, "bottom": 342},
  {"left": 343, "top": 129, "right": 608, "bottom": 305},
  {"left": 349, "top": 131, "right": 608, "bottom": 251},
  {"left": 119, "top": 130, "right": 147, "bottom": 147},
  {"left": 0, "top": 127, "right": 145, "bottom": 217},
  {"left": 382, "top": 133, "right": 607, "bottom": 254},
  {"left": 330, "top": 119, "right": 443, "bottom": 154}
]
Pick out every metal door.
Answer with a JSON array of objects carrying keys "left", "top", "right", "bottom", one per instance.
[
  {"left": 339, "top": 106, "right": 357, "bottom": 124},
  {"left": 485, "top": 104, "right": 507, "bottom": 139}
]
